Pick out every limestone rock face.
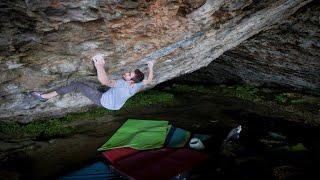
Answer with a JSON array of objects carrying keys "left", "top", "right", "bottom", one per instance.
[
  {"left": 0, "top": 0, "right": 314, "bottom": 122},
  {"left": 177, "top": 1, "right": 320, "bottom": 91}
]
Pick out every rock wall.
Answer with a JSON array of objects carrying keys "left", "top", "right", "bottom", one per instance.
[
  {"left": 0, "top": 0, "right": 313, "bottom": 122},
  {"left": 176, "top": 1, "right": 320, "bottom": 91}
]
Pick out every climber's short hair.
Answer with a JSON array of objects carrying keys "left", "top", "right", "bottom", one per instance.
[{"left": 131, "top": 69, "right": 144, "bottom": 83}]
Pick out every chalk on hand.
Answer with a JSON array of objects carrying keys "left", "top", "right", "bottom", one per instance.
[{"left": 93, "top": 53, "right": 104, "bottom": 61}]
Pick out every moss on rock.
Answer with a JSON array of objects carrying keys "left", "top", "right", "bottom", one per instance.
[
  {"left": 170, "top": 84, "right": 264, "bottom": 102},
  {"left": 168, "top": 83, "right": 320, "bottom": 125}
]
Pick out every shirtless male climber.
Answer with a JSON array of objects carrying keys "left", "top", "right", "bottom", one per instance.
[{"left": 30, "top": 55, "right": 154, "bottom": 110}]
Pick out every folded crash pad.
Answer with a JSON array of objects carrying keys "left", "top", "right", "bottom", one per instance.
[
  {"left": 102, "top": 148, "right": 207, "bottom": 180},
  {"left": 98, "top": 119, "right": 169, "bottom": 151},
  {"left": 164, "top": 126, "right": 191, "bottom": 148},
  {"left": 58, "top": 161, "right": 121, "bottom": 180}
]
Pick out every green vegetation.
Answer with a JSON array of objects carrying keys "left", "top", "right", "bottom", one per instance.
[
  {"left": 274, "top": 92, "right": 320, "bottom": 106},
  {"left": 170, "top": 84, "right": 319, "bottom": 107},
  {"left": 0, "top": 90, "right": 175, "bottom": 139},
  {"left": 0, "top": 119, "right": 75, "bottom": 139},
  {"left": 170, "top": 83, "right": 319, "bottom": 125},
  {"left": 223, "top": 85, "right": 263, "bottom": 102},
  {"left": 169, "top": 84, "right": 213, "bottom": 94},
  {"left": 124, "top": 90, "right": 174, "bottom": 108},
  {"left": 275, "top": 93, "right": 289, "bottom": 104},
  {"left": 272, "top": 143, "right": 308, "bottom": 153},
  {"left": 288, "top": 143, "right": 307, "bottom": 152},
  {"left": 171, "top": 84, "right": 263, "bottom": 102}
]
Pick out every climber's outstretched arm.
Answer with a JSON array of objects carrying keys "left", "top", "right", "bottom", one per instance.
[
  {"left": 93, "top": 56, "right": 116, "bottom": 87},
  {"left": 143, "top": 61, "right": 154, "bottom": 85}
]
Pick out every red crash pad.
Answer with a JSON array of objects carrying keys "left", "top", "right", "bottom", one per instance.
[
  {"left": 102, "top": 148, "right": 207, "bottom": 180},
  {"left": 102, "top": 147, "right": 139, "bottom": 164}
]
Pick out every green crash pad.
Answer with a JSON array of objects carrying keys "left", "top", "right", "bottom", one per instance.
[{"left": 98, "top": 119, "right": 169, "bottom": 151}]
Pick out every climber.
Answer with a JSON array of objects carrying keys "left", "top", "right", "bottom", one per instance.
[{"left": 30, "top": 55, "right": 154, "bottom": 110}]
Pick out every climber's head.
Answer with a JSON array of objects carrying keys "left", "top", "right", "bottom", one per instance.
[{"left": 122, "top": 69, "right": 144, "bottom": 83}]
